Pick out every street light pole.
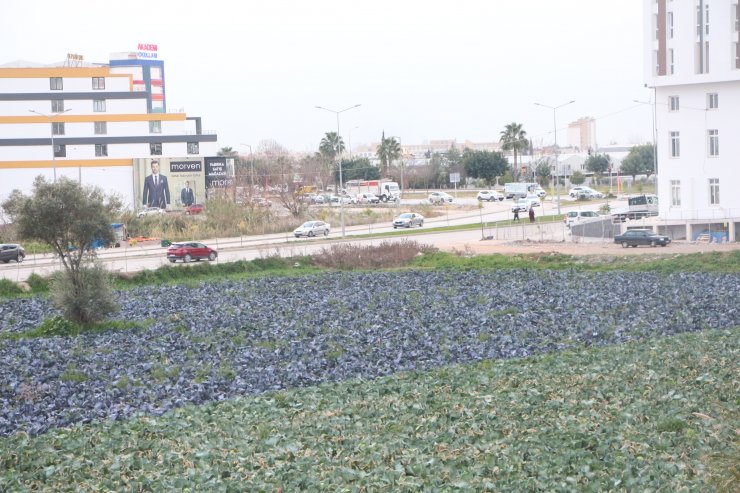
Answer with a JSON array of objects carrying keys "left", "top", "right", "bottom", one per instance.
[
  {"left": 315, "top": 104, "right": 361, "bottom": 238},
  {"left": 534, "top": 100, "right": 575, "bottom": 215},
  {"left": 30, "top": 108, "right": 71, "bottom": 183}
]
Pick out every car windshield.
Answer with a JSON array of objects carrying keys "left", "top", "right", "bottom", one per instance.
[
  {"left": 301, "top": 222, "right": 315, "bottom": 228},
  {"left": 399, "top": 213, "right": 412, "bottom": 218}
]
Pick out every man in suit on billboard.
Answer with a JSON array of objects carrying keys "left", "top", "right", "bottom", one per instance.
[
  {"left": 181, "top": 180, "right": 195, "bottom": 207},
  {"left": 142, "top": 159, "right": 171, "bottom": 209}
]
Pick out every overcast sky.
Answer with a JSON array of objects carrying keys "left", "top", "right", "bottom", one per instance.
[{"left": 2, "top": 0, "right": 653, "bottom": 154}]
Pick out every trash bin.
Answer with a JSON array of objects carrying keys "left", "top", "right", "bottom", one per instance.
[{"left": 160, "top": 239, "right": 171, "bottom": 247}]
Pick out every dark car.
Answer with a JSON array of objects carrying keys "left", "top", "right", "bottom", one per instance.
[
  {"left": 614, "top": 229, "right": 671, "bottom": 248},
  {"left": 166, "top": 242, "right": 218, "bottom": 263},
  {"left": 0, "top": 244, "right": 25, "bottom": 263}
]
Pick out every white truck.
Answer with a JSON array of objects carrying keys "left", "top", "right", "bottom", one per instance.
[
  {"left": 611, "top": 194, "right": 659, "bottom": 222},
  {"left": 504, "top": 182, "right": 539, "bottom": 200},
  {"left": 344, "top": 179, "right": 400, "bottom": 203}
]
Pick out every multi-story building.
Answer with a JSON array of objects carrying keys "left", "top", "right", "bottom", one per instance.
[
  {"left": 567, "top": 117, "right": 597, "bottom": 152},
  {"left": 0, "top": 50, "right": 221, "bottom": 210},
  {"left": 645, "top": 0, "right": 739, "bottom": 241}
]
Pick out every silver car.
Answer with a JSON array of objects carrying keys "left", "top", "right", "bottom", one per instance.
[
  {"left": 293, "top": 220, "right": 331, "bottom": 237},
  {"left": 393, "top": 212, "right": 424, "bottom": 229}
]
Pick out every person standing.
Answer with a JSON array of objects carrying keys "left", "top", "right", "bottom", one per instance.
[
  {"left": 513, "top": 208, "right": 520, "bottom": 222},
  {"left": 529, "top": 207, "right": 536, "bottom": 223},
  {"left": 142, "top": 159, "right": 171, "bottom": 209},
  {"left": 181, "top": 180, "right": 195, "bottom": 207}
]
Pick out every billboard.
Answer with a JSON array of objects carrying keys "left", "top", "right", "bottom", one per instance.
[{"left": 133, "top": 157, "right": 206, "bottom": 211}]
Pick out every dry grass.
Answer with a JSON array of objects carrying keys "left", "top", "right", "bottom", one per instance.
[{"left": 311, "top": 239, "right": 439, "bottom": 270}]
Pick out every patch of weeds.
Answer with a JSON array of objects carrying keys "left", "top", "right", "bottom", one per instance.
[
  {"left": 0, "top": 279, "right": 23, "bottom": 297},
  {"left": 1, "top": 316, "right": 146, "bottom": 341},
  {"left": 656, "top": 417, "right": 687, "bottom": 433},
  {"left": 218, "top": 363, "right": 236, "bottom": 380},
  {"left": 60, "top": 366, "right": 87, "bottom": 383},
  {"left": 150, "top": 364, "right": 181, "bottom": 383}
]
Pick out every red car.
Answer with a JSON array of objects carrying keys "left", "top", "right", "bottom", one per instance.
[
  {"left": 185, "top": 203, "right": 205, "bottom": 215},
  {"left": 166, "top": 242, "right": 217, "bottom": 263}
]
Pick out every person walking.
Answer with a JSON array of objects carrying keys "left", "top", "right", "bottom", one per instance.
[
  {"left": 513, "top": 208, "right": 520, "bottom": 222},
  {"left": 529, "top": 207, "right": 536, "bottom": 223}
]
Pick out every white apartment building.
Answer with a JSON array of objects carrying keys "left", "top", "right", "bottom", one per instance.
[
  {"left": 645, "top": 0, "right": 739, "bottom": 241},
  {"left": 567, "top": 117, "right": 597, "bottom": 152},
  {"left": 0, "top": 51, "right": 219, "bottom": 209}
]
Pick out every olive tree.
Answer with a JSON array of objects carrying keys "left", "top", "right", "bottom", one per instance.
[{"left": 2, "top": 176, "right": 122, "bottom": 323}]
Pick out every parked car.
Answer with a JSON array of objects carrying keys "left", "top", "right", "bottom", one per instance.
[
  {"left": 614, "top": 229, "right": 671, "bottom": 248},
  {"left": 476, "top": 190, "right": 504, "bottom": 202},
  {"left": 312, "top": 195, "right": 326, "bottom": 205},
  {"left": 166, "top": 242, "right": 218, "bottom": 263},
  {"left": 356, "top": 193, "right": 380, "bottom": 204},
  {"left": 330, "top": 195, "right": 355, "bottom": 205},
  {"left": 393, "top": 212, "right": 425, "bottom": 229},
  {"left": 293, "top": 220, "right": 331, "bottom": 237},
  {"left": 0, "top": 243, "right": 25, "bottom": 263},
  {"left": 564, "top": 210, "right": 601, "bottom": 227},
  {"left": 184, "top": 203, "right": 204, "bottom": 215},
  {"left": 534, "top": 187, "right": 547, "bottom": 198},
  {"left": 569, "top": 186, "right": 603, "bottom": 199},
  {"left": 137, "top": 207, "right": 167, "bottom": 218},
  {"left": 511, "top": 198, "right": 538, "bottom": 213},
  {"left": 429, "top": 191, "right": 454, "bottom": 204}
]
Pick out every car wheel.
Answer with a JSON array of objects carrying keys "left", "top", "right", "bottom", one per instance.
[
  {"left": 208, "top": 252, "right": 216, "bottom": 261},
  {"left": 169, "top": 259, "right": 176, "bottom": 263},
  {"left": 406, "top": 223, "right": 411, "bottom": 228},
  {"left": 650, "top": 240, "right": 656, "bottom": 247},
  {"left": 393, "top": 226, "right": 397, "bottom": 229},
  {"left": 17, "top": 255, "right": 24, "bottom": 263},
  {"left": 184, "top": 254, "right": 192, "bottom": 263},
  {"left": 324, "top": 229, "right": 329, "bottom": 236},
  {"left": 308, "top": 231, "right": 315, "bottom": 237},
  {"left": 660, "top": 243, "right": 667, "bottom": 247},
  {"left": 1, "top": 259, "right": 8, "bottom": 264},
  {"left": 621, "top": 241, "right": 629, "bottom": 248},
  {"left": 419, "top": 221, "right": 424, "bottom": 227}
]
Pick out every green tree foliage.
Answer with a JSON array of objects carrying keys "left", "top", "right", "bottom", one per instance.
[
  {"left": 620, "top": 144, "right": 655, "bottom": 180},
  {"left": 535, "top": 160, "right": 551, "bottom": 187},
  {"left": 499, "top": 122, "right": 529, "bottom": 178},
  {"left": 319, "top": 132, "right": 345, "bottom": 162},
  {"left": 585, "top": 153, "right": 611, "bottom": 175},
  {"left": 2, "top": 177, "right": 121, "bottom": 323},
  {"left": 570, "top": 171, "right": 586, "bottom": 185},
  {"left": 461, "top": 150, "right": 508, "bottom": 185},
  {"left": 334, "top": 158, "right": 379, "bottom": 182},
  {"left": 376, "top": 132, "right": 401, "bottom": 177}
]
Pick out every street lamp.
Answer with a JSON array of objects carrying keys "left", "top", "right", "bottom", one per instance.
[
  {"left": 534, "top": 100, "right": 575, "bottom": 215},
  {"left": 30, "top": 108, "right": 71, "bottom": 182},
  {"left": 315, "top": 104, "right": 361, "bottom": 237},
  {"left": 240, "top": 143, "right": 255, "bottom": 193}
]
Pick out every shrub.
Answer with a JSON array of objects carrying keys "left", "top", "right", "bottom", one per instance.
[
  {"left": 26, "top": 273, "right": 49, "bottom": 293},
  {"left": 0, "top": 279, "right": 23, "bottom": 297},
  {"left": 50, "top": 263, "right": 118, "bottom": 324},
  {"left": 311, "top": 240, "right": 438, "bottom": 270}
]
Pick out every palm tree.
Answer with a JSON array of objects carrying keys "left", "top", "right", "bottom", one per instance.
[
  {"left": 319, "top": 132, "right": 345, "bottom": 162},
  {"left": 376, "top": 132, "right": 401, "bottom": 177},
  {"left": 499, "top": 122, "right": 528, "bottom": 178},
  {"left": 218, "top": 146, "right": 238, "bottom": 157}
]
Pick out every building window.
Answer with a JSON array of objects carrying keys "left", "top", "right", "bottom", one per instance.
[
  {"left": 95, "top": 144, "right": 108, "bottom": 157},
  {"left": 669, "top": 96, "right": 679, "bottom": 111},
  {"left": 53, "top": 144, "right": 66, "bottom": 158},
  {"left": 50, "top": 77, "right": 63, "bottom": 90},
  {"left": 94, "top": 121, "right": 107, "bottom": 135},
  {"left": 707, "top": 92, "right": 718, "bottom": 109},
  {"left": 150, "top": 142, "right": 162, "bottom": 155},
  {"left": 52, "top": 122, "right": 65, "bottom": 136},
  {"left": 709, "top": 178, "right": 720, "bottom": 205},
  {"left": 668, "top": 11, "right": 674, "bottom": 38},
  {"left": 696, "top": 4, "right": 710, "bottom": 35},
  {"left": 708, "top": 129, "right": 719, "bottom": 156},
  {"left": 736, "top": 42, "right": 740, "bottom": 69},
  {"left": 92, "top": 77, "right": 105, "bottom": 90},
  {"left": 670, "top": 131, "right": 680, "bottom": 157},
  {"left": 149, "top": 120, "right": 162, "bottom": 134},
  {"left": 187, "top": 142, "right": 199, "bottom": 155},
  {"left": 51, "top": 100, "right": 64, "bottom": 112},
  {"left": 669, "top": 49, "right": 674, "bottom": 74},
  {"left": 93, "top": 99, "right": 106, "bottom": 112},
  {"left": 670, "top": 180, "right": 681, "bottom": 207},
  {"left": 705, "top": 3, "right": 710, "bottom": 34}
]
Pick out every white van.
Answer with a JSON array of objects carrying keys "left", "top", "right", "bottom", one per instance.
[{"left": 564, "top": 210, "right": 600, "bottom": 227}]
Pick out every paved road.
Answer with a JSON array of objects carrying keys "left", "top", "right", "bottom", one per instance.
[{"left": 0, "top": 196, "right": 624, "bottom": 281}]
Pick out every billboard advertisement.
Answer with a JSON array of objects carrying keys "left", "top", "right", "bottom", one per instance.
[{"left": 133, "top": 157, "right": 206, "bottom": 211}]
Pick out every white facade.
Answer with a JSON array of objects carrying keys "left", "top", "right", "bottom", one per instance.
[
  {"left": 0, "top": 58, "right": 219, "bottom": 209},
  {"left": 645, "top": 0, "right": 740, "bottom": 227}
]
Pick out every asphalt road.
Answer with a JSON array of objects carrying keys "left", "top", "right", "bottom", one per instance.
[{"left": 0, "top": 196, "right": 624, "bottom": 282}]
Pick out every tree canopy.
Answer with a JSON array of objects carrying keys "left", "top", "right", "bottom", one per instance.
[
  {"left": 585, "top": 153, "right": 611, "bottom": 175},
  {"left": 620, "top": 144, "right": 655, "bottom": 180},
  {"left": 319, "top": 132, "right": 345, "bottom": 162},
  {"left": 376, "top": 133, "right": 401, "bottom": 177},
  {"left": 499, "top": 122, "right": 529, "bottom": 178},
  {"left": 334, "top": 158, "right": 379, "bottom": 182},
  {"left": 461, "top": 150, "right": 508, "bottom": 185}
]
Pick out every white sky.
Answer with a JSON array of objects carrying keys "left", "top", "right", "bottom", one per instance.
[{"left": 2, "top": 0, "right": 653, "bottom": 153}]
